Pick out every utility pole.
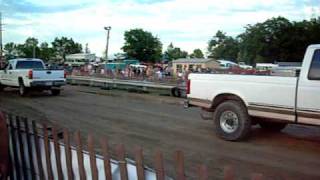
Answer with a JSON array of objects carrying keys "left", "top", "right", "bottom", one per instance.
[
  {"left": 104, "top": 26, "right": 111, "bottom": 61},
  {"left": 0, "top": 12, "right": 3, "bottom": 62}
]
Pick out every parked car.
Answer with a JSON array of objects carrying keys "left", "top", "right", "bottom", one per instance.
[
  {"left": 0, "top": 58, "right": 66, "bottom": 96},
  {"left": 185, "top": 45, "right": 320, "bottom": 141},
  {"left": 238, "top": 62, "right": 253, "bottom": 69}
]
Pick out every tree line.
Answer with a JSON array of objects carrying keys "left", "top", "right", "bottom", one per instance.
[
  {"left": 4, "top": 16, "right": 320, "bottom": 64},
  {"left": 4, "top": 37, "right": 82, "bottom": 62},
  {"left": 122, "top": 17, "right": 320, "bottom": 64},
  {"left": 208, "top": 17, "right": 320, "bottom": 65}
]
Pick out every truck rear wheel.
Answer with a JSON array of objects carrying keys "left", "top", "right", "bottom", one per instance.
[
  {"left": 19, "top": 81, "right": 28, "bottom": 96},
  {"left": 51, "top": 89, "right": 61, "bottom": 96},
  {"left": 259, "top": 121, "right": 287, "bottom": 132},
  {"left": 213, "top": 100, "right": 251, "bottom": 141}
]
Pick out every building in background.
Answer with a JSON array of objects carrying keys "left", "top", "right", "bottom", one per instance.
[
  {"left": 65, "top": 53, "right": 96, "bottom": 67},
  {"left": 172, "top": 58, "right": 220, "bottom": 75}
]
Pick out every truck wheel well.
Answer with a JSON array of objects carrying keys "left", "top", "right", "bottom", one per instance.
[
  {"left": 212, "top": 94, "right": 246, "bottom": 110},
  {"left": 18, "top": 77, "right": 24, "bottom": 85}
]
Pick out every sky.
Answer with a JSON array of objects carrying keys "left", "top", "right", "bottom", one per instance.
[{"left": 1, "top": 0, "right": 319, "bottom": 57}]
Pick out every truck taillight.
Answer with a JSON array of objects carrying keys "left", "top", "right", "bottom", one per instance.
[
  {"left": 64, "top": 71, "right": 67, "bottom": 78},
  {"left": 28, "top": 70, "right": 33, "bottom": 79},
  {"left": 186, "top": 79, "right": 191, "bottom": 94}
]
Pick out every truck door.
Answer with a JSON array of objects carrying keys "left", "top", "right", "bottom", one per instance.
[
  {"left": 1, "top": 63, "right": 14, "bottom": 86},
  {"left": 297, "top": 49, "right": 320, "bottom": 125}
]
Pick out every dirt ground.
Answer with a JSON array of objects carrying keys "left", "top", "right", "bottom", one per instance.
[{"left": 1, "top": 85, "right": 320, "bottom": 180}]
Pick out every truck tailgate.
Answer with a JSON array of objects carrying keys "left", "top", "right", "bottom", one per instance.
[{"left": 32, "top": 70, "right": 65, "bottom": 80}]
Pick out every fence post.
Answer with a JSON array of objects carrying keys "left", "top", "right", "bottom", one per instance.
[
  {"left": 63, "top": 128, "right": 74, "bottom": 180},
  {"left": 23, "top": 118, "right": 35, "bottom": 180},
  {"left": 16, "top": 116, "right": 28, "bottom": 178},
  {"left": 134, "top": 146, "right": 145, "bottom": 180},
  {"left": 32, "top": 121, "right": 44, "bottom": 179},
  {"left": 0, "top": 112, "right": 9, "bottom": 179},
  {"left": 88, "top": 133, "right": 98, "bottom": 180},
  {"left": 197, "top": 165, "right": 208, "bottom": 180},
  {"left": 52, "top": 126, "right": 63, "bottom": 180},
  {"left": 100, "top": 137, "right": 112, "bottom": 180},
  {"left": 251, "top": 173, "right": 263, "bottom": 180},
  {"left": 9, "top": 115, "right": 20, "bottom": 179},
  {"left": 154, "top": 150, "right": 165, "bottom": 180},
  {"left": 174, "top": 150, "right": 186, "bottom": 180},
  {"left": 116, "top": 144, "right": 128, "bottom": 180},
  {"left": 43, "top": 123, "right": 54, "bottom": 180},
  {"left": 224, "top": 166, "right": 235, "bottom": 180},
  {"left": 75, "top": 131, "right": 86, "bottom": 180}
]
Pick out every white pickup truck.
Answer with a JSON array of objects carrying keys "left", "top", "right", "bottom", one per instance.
[
  {"left": 0, "top": 58, "right": 66, "bottom": 96},
  {"left": 186, "top": 45, "right": 320, "bottom": 141}
]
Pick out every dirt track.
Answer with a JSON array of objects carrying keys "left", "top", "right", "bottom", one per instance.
[{"left": 1, "top": 85, "right": 320, "bottom": 180}]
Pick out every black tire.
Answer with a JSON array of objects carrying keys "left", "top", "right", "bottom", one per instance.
[
  {"left": 19, "top": 80, "right": 28, "bottom": 96},
  {"left": 51, "top": 89, "right": 61, "bottom": 96},
  {"left": 0, "top": 84, "right": 4, "bottom": 92},
  {"left": 171, "top": 87, "right": 181, "bottom": 97},
  {"left": 259, "top": 121, "right": 287, "bottom": 132},
  {"left": 213, "top": 100, "right": 251, "bottom": 141}
]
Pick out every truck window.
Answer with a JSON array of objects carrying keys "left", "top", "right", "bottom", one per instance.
[
  {"left": 308, "top": 49, "right": 320, "bottom": 80},
  {"left": 16, "top": 61, "right": 44, "bottom": 70}
]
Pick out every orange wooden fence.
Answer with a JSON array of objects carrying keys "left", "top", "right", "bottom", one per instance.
[{"left": 1, "top": 112, "right": 264, "bottom": 180}]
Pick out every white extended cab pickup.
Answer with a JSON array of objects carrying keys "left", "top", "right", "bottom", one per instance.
[
  {"left": 0, "top": 58, "right": 66, "bottom": 96},
  {"left": 186, "top": 45, "right": 320, "bottom": 141}
]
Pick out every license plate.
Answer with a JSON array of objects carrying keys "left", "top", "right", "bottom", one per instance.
[{"left": 45, "top": 82, "right": 52, "bottom": 86}]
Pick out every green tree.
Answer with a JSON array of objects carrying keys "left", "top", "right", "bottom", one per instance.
[
  {"left": 190, "top": 49, "right": 204, "bottom": 58},
  {"left": 122, "top": 29, "right": 162, "bottom": 62},
  {"left": 39, "top": 42, "right": 54, "bottom": 62},
  {"left": 237, "top": 16, "right": 320, "bottom": 65},
  {"left": 164, "top": 43, "right": 188, "bottom": 60},
  {"left": 208, "top": 31, "right": 239, "bottom": 61},
  {"left": 52, "top": 37, "right": 82, "bottom": 61},
  {"left": 4, "top": 42, "right": 17, "bottom": 59},
  {"left": 21, "top": 37, "right": 41, "bottom": 58}
]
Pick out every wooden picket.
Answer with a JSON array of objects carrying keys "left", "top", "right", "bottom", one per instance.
[
  {"left": 154, "top": 150, "right": 165, "bottom": 180},
  {"left": 43, "top": 123, "right": 54, "bottom": 180},
  {"left": 75, "top": 130, "right": 86, "bottom": 180},
  {"left": 32, "top": 120, "right": 45, "bottom": 179},
  {"left": 63, "top": 128, "right": 74, "bottom": 180},
  {"left": 116, "top": 144, "right": 129, "bottom": 180},
  {"left": 52, "top": 126, "right": 63, "bottom": 179},
  {"left": 100, "top": 137, "right": 112, "bottom": 180},
  {"left": 3, "top": 113, "right": 264, "bottom": 180},
  {"left": 23, "top": 118, "right": 36, "bottom": 180},
  {"left": 88, "top": 133, "right": 99, "bottom": 180},
  {"left": 197, "top": 165, "right": 208, "bottom": 180},
  {"left": 134, "top": 146, "right": 145, "bottom": 180},
  {"left": 16, "top": 116, "right": 28, "bottom": 178}
]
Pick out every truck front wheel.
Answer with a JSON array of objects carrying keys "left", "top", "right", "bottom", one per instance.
[
  {"left": 51, "top": 89, "right": 61, "bottom": 96},
  {"left": 213, "top": 100, "right": 251, "bottom": 141},
  {"left": 19, "top": 81, "right": 28, "bottom": 96}
]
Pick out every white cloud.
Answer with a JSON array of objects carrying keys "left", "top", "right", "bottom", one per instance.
[{"left": 3, "top": 0, "right": 318, "bottom": 56}]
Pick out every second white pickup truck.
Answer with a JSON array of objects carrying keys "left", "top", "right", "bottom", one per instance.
[
  {"left": 186, "top": 44, "right": 320, "bottom": 141},
  {"left": 0, "top": 58, "right": 66, "bottom": 96}
]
